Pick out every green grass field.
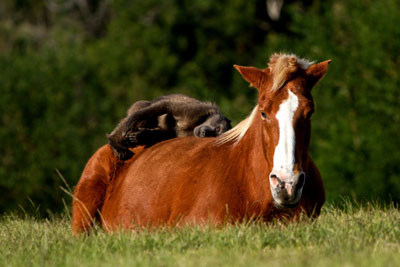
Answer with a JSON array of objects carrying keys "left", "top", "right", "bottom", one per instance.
[{"left": 1, "top": 202, "right": 399, "bottom": 267}]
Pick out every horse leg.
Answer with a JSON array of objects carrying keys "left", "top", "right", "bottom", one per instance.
[
  {"left": 72, "top": 145, "right": 117, "bottom": 235},
  {"left": 72, "top": 174, "right": 107, "bottom": 234},
  {"left": 299, "top": 159, "right": 325, "bottom": 218}
]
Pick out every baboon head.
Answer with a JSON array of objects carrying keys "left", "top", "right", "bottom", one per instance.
[{"left": 194, "top": 114, "right": 232, "bottom": 138}]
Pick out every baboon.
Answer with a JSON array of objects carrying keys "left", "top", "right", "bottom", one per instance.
[{"left": 107, "top": 94, "right": 232, "bottom": 160}]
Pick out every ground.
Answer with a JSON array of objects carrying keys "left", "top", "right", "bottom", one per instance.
[{"left": 1, "top": 202, "right": 399, "bottom": 267}]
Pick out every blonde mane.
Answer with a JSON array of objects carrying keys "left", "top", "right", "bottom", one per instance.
[
  {"left": 268, "top": 53, "right": 313, "bottom": 91},
  {"left": 215, "top": 53, "right": 314, "bottom": 146},
  {"left": 215, "top": 105, "right": 259, "bottom": 146}
]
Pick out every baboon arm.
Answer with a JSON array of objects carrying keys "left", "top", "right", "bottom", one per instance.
[{"left": 124, "top": 102, "right": 172, "bottom": 131}]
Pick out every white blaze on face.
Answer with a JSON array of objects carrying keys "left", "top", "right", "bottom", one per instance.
[{"left": 272, "top": 90, "right": 299, "bottom": 179}]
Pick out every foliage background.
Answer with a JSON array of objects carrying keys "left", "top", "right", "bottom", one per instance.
[{"left": 0, "top": 0, "right": 399, "bottom": 215}]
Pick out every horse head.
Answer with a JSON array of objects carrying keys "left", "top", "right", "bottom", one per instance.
[{"left": 235, "top": 54, "right": 330, "bottom": 208}]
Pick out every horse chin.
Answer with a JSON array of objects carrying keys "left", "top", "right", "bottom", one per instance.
[
  {"left": 270, "top": 178, "right": 305, "bottom": 209},
  {"left": 273, "top": 201, "right": 300, "bottom": 209},
  {"left": 271, "top": 191, "right": 302, "bottom": 209}
]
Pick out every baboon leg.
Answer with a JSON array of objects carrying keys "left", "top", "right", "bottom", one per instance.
[
  {"left": 123, "top": 102, "right": 171, "bottom": 131},
  {"left": 72, "top": 145, "right": 115, "bottom": 235},
  {"left": 108, "top": 132, "right": 134, "bottom": 161},
  {"left": 108, "top": 103, "right": 170, "bottom": 160},
  {"left": 107, "top": 100, "right": 156, "bottom": 161},
  {"left": 126, "top": 100, "right": 151, "bottom": 115}
]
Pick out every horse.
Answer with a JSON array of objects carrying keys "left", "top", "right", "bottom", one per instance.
[{"left": 72, "top": 53, "right": 330, "bottom": 233}]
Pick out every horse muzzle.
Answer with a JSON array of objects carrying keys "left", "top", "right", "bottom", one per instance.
[{"left": 269, "top": 172, "right": 306, "bottom": 208}]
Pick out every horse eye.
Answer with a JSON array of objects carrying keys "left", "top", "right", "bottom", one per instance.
[{"left": 260, "top": 111, "right": 267, "bottom": 120}]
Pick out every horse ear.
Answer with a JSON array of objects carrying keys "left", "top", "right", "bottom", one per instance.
[
  {"left": 234, "top": 65, "right": 267, "bottom": 89},
  {"left": 306, "top": 60, "right": 331, "bottom": 87}
]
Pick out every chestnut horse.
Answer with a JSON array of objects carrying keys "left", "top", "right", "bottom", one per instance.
[{"left": 72, "top": 53, "right": 330, "bottom": 233}]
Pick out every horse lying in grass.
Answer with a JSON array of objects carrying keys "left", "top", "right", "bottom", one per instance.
[{"left": 72, "top": 53, "right": 330, "bottom": 234}]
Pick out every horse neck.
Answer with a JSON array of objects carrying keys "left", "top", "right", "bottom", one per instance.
[{"left": 224, "top": 117, "right": 273, "bottom": 206}]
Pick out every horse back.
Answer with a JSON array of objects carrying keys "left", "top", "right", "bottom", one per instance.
[{"left": 100, "top": 137, "right": 237, "bottom": 229}]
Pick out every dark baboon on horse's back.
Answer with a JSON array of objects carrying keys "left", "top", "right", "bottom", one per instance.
[
  {"left": 72, "top": 53, "right": 330, "bottom": 234},
  {"left": 107, "top": 94, "right": 231, "bottom": 161}
]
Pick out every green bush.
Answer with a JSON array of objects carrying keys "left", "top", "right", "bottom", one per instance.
[{"left": 0, "top": 0, "right": 399, "bottom": 215}]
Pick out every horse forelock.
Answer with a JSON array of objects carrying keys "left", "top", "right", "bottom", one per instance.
[
  {"left": 215, "top": 105, "right": 259, "bottom": 146},
  {"left": 268, "top": 53, "right": 314, "bottom": 92}
]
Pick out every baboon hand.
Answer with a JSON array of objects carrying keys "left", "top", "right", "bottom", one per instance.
[
  {"left": 115, "top": 148, "right": 134, "bottom": 161},
  {"left": 125, "top": 131, "right": 140, "bottom": 146},
  {"left": 194, "top": 125, "right": 217, "bottom": 138}
]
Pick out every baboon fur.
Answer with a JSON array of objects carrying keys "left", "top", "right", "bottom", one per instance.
[{"left": 107, "top": 94, "right": 231, "bottom": 160}]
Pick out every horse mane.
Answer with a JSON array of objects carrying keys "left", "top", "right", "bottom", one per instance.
[
  {"left": 268, "top": 53, "right": 314, "bottom": 91},
  {"left": 215, "top": 105, "right": 259, "bottom": 146},
  {"left": 216, "top": 53, "right": 314, "bottom": 146}
]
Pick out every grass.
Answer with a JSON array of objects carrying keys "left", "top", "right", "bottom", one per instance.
[{"left": 1, "top": 202, "right": 399, "bottom": 267}]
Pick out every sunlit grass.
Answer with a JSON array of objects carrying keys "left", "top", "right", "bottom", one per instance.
[{"left": 1, "top": 202, "right": 399, "bottom": 267}]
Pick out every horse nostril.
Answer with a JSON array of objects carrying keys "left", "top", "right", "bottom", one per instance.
[{"left": 270, "top": 174, "right": 285, "bottom": 189}]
